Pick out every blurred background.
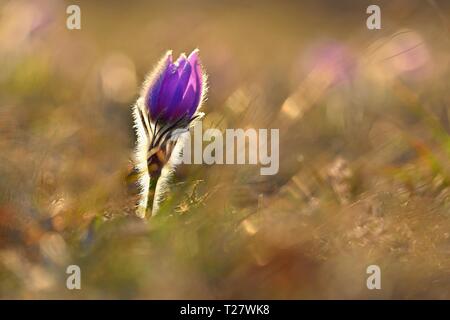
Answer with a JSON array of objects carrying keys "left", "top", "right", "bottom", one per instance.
[{"left": 0, "top": 0, "right": 450, "bottom": 299}]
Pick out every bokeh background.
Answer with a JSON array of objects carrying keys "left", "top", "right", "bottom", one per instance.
[{"left": 1, "top": 0, "right": 450, "bottom": 299}]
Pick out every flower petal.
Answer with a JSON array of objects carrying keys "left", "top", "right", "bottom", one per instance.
[
  {"left": 157, "top": 65, "right": 182, "bottom": 119},
  {"left": 168, "top": 60, "right": 192, "bottom": 120},
  {"left": 185, "top": 50, "right": 203, "bottom": 117},
  {"left": 146, "top": 52, "right": 172, "bottom": 119},
  {"left": 180, "top": 85, "right": 197, "bottom": 118}
]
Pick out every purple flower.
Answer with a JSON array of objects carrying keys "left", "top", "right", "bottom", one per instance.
[{"left": 145, "top": 49, "right": 205, "bottom": 123}]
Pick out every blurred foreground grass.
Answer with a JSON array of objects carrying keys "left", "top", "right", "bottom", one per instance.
[{"left": 0, "top": 0, "right": 450, "bottom": 299}]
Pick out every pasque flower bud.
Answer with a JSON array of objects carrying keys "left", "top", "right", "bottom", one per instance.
[
  {"left": 146, "top": 49, "right": 205, "bottom": 123},
  {"left": 132, "top": 49, "right": 207, "bottom": 218}
]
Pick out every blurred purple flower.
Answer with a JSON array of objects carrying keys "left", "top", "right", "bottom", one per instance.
[
  {"left": 307, "top": 41, "right": 356, "bottom": 85},
  {"left": 145, "top": 49, "right": 205, "bottom": 123},
  {"left": 383, "top": 31, "right": 431, "bottom": 80}
]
